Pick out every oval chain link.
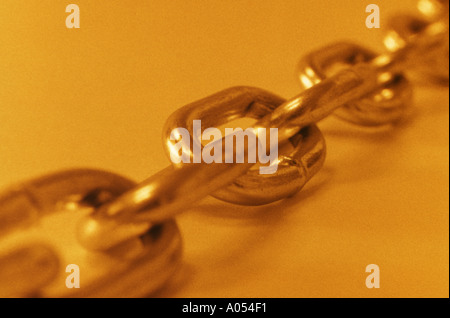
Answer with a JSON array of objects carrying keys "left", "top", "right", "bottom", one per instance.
[
  {"left": 297, "top": 42, "right": 413, "bottom": 126},
  {"left": 0, "top": 169, "right": 182, "bottom": 297},
  {"left": 163, "top": 86, "right": 326, "bottom": 205}
]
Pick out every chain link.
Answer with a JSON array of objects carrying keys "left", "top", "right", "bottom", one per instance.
[{"left": 0, "top": 0, "right": 448, "bottom": 297}]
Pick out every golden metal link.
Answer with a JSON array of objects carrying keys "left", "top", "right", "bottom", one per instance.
[
  {"left": 384, "top": 0, "right": 449, "bottom": 83},
  {"left": 256, "top": 64, "right": 383, "bottom": 140},
  {"left": 212, "top": 125, "right": 326, "bottom": 205},
  {"left": 0, "top": 169, "right": 182, "bottom": 297},
  {"left": 297, "top": 42, "right": 412, "bottom": 126},
  {"left": 418, "top": 0, "right": 449, "bottom": 21},
  {"left": 163, "top": 86, "right": 326, "bottom": 205}
]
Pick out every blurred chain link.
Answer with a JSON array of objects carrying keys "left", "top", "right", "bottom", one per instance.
[{"left": 0, "top": 0, "right": 448, "bottom": 297}]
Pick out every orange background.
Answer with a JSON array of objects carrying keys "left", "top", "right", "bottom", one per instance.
[{"left": 0, "top": 1, "right": 448, "bottom": 297}]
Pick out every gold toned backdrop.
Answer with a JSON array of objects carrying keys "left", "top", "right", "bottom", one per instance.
[{"left": 0, "top": 0, "right": 448, "bottom": 297}]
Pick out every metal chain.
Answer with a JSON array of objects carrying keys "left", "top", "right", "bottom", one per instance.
[
  {"left": 84, "top": 0, "right": 449, "bottom": 233},
  {"left": 0, "top": 0, "right": 448, "bottom": 297}
]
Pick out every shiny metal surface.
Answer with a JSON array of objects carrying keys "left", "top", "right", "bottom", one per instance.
[
  {"left": 97, "top": 2, "right": 448, "bottom": 224},
  {"left": 0, "top": 169, "right": 182, "bottom": 297},
  {"left": 164, "top": 86, "right": 326, "bottom": 205},
  {"left": 212, "top": 125, "right": 326, "bottom": 205},
  {"left": 297, "top": 42, "right": 412, "bottom": 126},
  {"left": 97, "top": 65, "right": 386, "bottom": 223},
  {"left": 385, "top": 12, "right": 449, "bottom": 83},
  {"left": 0, "top": 0, "right": 448, "bottom": 297}
]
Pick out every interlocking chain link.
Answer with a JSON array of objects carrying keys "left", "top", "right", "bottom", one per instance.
[
  {"left": 0, "top": 170, "right": 182, "bottom": 297},
  {"left": 0, "top": 0, "right": 448, "bottom": 297}
]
